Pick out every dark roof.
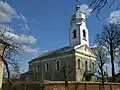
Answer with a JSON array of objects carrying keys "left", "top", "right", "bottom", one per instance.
[
  {"left": 83, "top": 71, "right": 96, "bottom": 77},
  {"left": 29, "top": 46, "right": 74, "bottom": 63},
  {"left": 115, "top": 72, "right": 120, "bottom": 77}
]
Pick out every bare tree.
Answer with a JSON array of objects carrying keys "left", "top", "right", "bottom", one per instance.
[
  {"left": 88, "top": 0, "right": 119, "bottom": 13},
  {"left": 3, "top": 64, "right": 20, "bottom": 79},
  {"left": 0, "top": 29, "right": 22, "bottom": 85},
  {"left": 92, "top": 46, "right": 108, "bottom": 89},
  {"left": 62, "top": 65, "right": 72, "bottom": 90},
  {"left": 95, "top": 23, "right": 120, "bottom": 82}
]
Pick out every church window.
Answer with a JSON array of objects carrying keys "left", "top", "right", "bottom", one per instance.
[
  {"left": 92, "top": 62, "right": 95, "bottom": 71},
  {"left": 83, "top": 29, "right": 86, "bottom": 39},
  {"left": 89, "top": 61, "right": 92, "bottom": 70},
  {"left": 29, "top": 65, "right": 32, "bottom": 71},
  {"left": 37, "top": 64, "right": 40, "bottom": 72},
  {"left": 36, "top": 64, "right": 39, "bottom": 72},
  {"left": 85, "top": 60, "right": 88, "bottom": 71},
  {"left": 72, "top": 29, "right": 77, "bottom": 39},
  {"left": 78, "top": 59, "right": 80, "bottom": 69},
  {"left": 45, "top": 63, "right": 48, "bottom": 71},
  {"left": 56, "top": 60, "right": 60, "bottom": 70}
]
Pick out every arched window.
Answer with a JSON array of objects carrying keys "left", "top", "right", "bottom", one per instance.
[
  {"left": 72, "top": 29, "right": 77, "bottom": 39},
  {"left": 92, "top": 62, "right": 94, "bottom": 71},
  {"left": 89, "top": 61, "right": 92, "bottom": 70},
  {"left": 37, "top": 64, "right": 40, "bottom": 72},
  {"left": 29, "top": 65, "right": 32, "bottom": 71},
  {"left": 36, "top": 64, "right": 39, "bottom": 72},
  {"left": 45, "top": 63, "right": 48, "bottom": 71},
  {"left": 85, "top": 61, "right": 88, "bottom": 71},
  {"left": 83, "top": 30, "right": 86, "bottom": 38},
  {"left": 78, "top": 59, "right": 80, "bottom": 69},
  {"left": 56, "top": 60, "right": 60, "bottom": 70}
]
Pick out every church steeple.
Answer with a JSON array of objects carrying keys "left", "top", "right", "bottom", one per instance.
[
  {"left": 69, "top": 2, "right": 89, "bottom": 46},
  {"left": 76, "top": 0, "right": 80, "bottom": 11},
  {"left": 76, "top": 4, "right": 80, "bottom": 11}
]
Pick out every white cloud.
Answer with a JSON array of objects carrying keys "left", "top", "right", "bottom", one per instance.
[
  {"left": 3, "top": 31, "right": 36, "bottom": 44},
  {"left": 22, "top": 45, "right": 39, "bottom": 53},
  {"left": 18, "top": 14, "right": 30, "bottom": 30},
  {"left": 0, "top": 24, "right": 11, "bottom": 30},
  {"left": 0, "top": 1, "right": 19, "bottom": 22},
  {"left": 24, "top": 24, "right": 30, "bottom": 30},
  {"left": 0, "top": 1, "right": 28, "bottom": 22},
  {"left": 79, "top": 4, "right": 93, "bottom": 17},
  {"left": 22, "top": 45, "right": 41, "bottom": 58},
  {"left": 108, "top": 10, "right": 120, "bottom": 24},
  {"left": 0, "top": 1, "right": 30, "bottom": 30},
  {"left": 19, "top": 23, "right": 30, "bottom": 30},
  {"left": 19, "top": 34, "right": 36, "bottom": 44},
  {"left": 19, "top": 14, "right": 27, "bottom": 23}
]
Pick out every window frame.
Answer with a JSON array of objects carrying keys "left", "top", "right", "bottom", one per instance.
[
  {"left": 72, "top": 29, "right": 77, "bottom": 39},
  {"left": 82, "top": 29, "right": 87, "bottom": 41},
  {"left": 45, "top": 62, "right": 49, "bottom": 71},
  {"left": 77, "top": 59, "right": 80, "bottom": 69},
  {"left": 85, "top": 60, "right": 88, "bottom": 71},
  {"left": 56, "top": 60, "right": 60, "bottom": 70},
  {"left": 92, "top": 62, "right": 95, "bottom": 71}
]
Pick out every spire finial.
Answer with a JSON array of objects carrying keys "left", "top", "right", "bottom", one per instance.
[
  {"left": 76, "top": 0, "right": 80, "bottom": 5},
  {"left": 76, "top": 0, "right": 80, "bottom": 11}
]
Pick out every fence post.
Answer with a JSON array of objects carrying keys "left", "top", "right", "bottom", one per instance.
[
  {"left": 99, "top": 83, "right": 101, "bottom": 90},
  {"left": 85, "top": 83, "right": 86, "bottom": 90},
  {"left": 110, "top": 84, "right": 112, "bottom": 90},
  {"left": 75, "top": 83, "right": 78, "bottom": 90}
]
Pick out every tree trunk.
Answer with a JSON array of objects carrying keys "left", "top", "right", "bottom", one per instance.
[
  {"left": 101, "top": 67, "right": 104, "bottom": 84},
  {"left": 110, "top": 51, "right": 115, "bottom": 82},
  {"left": 0, "top": 61, "right": 3, "bottom": 89},
  {"left": 101, "top": 67, "right": 104, "bottom": 90},
  {"left": 100, "top": 65, "right": 104, "bottom": 90}
]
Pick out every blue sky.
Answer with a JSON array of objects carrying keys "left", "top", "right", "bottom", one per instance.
[{"left": 1, "top": 0, "right": 120, "bottom": 72}]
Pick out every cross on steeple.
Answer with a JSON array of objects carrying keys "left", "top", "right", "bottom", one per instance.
[
  {"left": 76, "top": 0, "right": 80, "bottom": 11},
  {"left": 76, "top": 0, "right": 80, "bottom": 5}
]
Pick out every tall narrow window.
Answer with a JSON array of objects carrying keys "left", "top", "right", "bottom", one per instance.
[
  {"left": 37, "top": 64, "right": 40, "bottom": 72},
  {"left": 45, "top": 63, "right": 48, "bottom": 71},
  {"left": 89, "top": 61, "right": 92, "bottom": 70},
  {"left": 36, "top": 64, "right": 39, "bottom": 72},
  {"left": 72, "top": 29, "right": 77, "bottom": 39},
  {"left": 85, "top": 61, "right": 88, "bottom": 71},
  {"left": 56, "top": 60, "right": 60, "bottom": 70},
  {"left": 29, "top": 65, "right": 32, "bottom": 71},
  {"left": 92, "top": 62, "right": 94, "bottom": 71},
  {"left": 78, "top": 59, "right": 80, "bottom": 69},
  {"left": 83, "top": 30, "right": 86, "bottom": 38}
]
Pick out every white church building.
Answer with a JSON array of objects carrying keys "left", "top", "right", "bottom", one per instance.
[{"left": 22, "top": 4, "right": 96, "bottom": 82}]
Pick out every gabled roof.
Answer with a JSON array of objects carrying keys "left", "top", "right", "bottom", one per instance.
[
  {"left": 29, "top": 46, "right": 74, "bottom": 63},
  {"left": 29, "top": 44, "right": 96, "bottom": 63},
  {"left": 74, "top": 44, "right": 96, "bottom": 58},
  {"left": 37, "top": 46, "right": 74, "bottom": 58}
]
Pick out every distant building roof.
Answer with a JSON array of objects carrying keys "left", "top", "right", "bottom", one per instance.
[
  {"left": 115, "top": 72, "right": 120, "bottom": 77},
  {"left": 83, "top": 71, "right": 96, "bottom": 77}
]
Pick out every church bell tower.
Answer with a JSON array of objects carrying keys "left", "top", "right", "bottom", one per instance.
[{"left": 69, "top": 4, "right": 89, "bottom": 46}]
